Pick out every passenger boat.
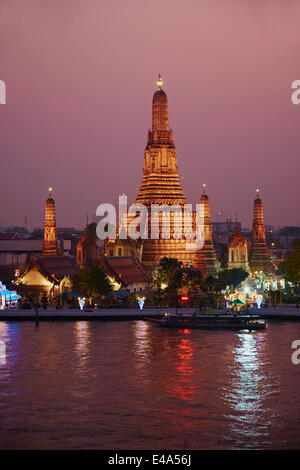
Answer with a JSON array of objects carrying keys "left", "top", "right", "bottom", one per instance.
[{"left": 147, "top": 313, "right": 267, "bottom": 331}]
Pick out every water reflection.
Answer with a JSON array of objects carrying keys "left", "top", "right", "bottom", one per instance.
[
  {"left": 0, "top": 321, "right": 299, "bottom": 449},
  {"left": 0, "top": 322, "right": 21, "bottom": 376},
  {"left": 132, "top": 321, "right": 151, "bottom": 370},
  {"left": 73, "top": 321, "right": 91, "bottom": 370},
  {"left": 223, "top": 333, "right": 271, "bottom": 447},
  {"left": 0, "top": 322, "right": 8, "bottom": 368},
  {"left": 169, "top": 332, "right": 197, "bottom": 402}
]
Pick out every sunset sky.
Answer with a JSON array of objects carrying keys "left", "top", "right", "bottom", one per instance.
[{"left": 1, "top": 0, "right": 300, "bottom": 229}]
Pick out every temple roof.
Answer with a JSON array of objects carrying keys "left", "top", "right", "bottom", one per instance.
[
  {"left": 38, "top": 256, "right": 80, "bottom": 279},
  {"left": 29, "top": 256, "right": 79, "bottom": 282},
  {"left": 101, "top": 256, "right": 150, "bottom": 285}
]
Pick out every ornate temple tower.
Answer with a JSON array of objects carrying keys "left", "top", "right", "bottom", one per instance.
[
  {"left": 249, "top": 189, "right": 275, "bottom": 274},
  {"left": 42, "top": 188, "right": 59, "bottom": 256},
  {"left": 194, "top": 185, "right": 220, "bottom": 276},
  {"left": 228, "top": 224, "right": 250, "bottom": 272},
  {"left": 134, "top": 75, "right": 194, "bottom": 272},
  {"left": 135, "top": 75, "right": 186, "bottom": 206}
]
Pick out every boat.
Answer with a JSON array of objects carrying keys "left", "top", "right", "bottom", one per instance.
[{"left": 146, "top": 312, "right": 267, "bottom": 331}]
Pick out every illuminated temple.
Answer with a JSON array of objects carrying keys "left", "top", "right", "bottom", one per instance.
[
  {"left": 15, "top": 79, "right": 279, "bottom": 295},
  {"left": 249, "top": 190, "right": 275, "bottom": 275},
  {"left": 132, "top": 75, "right": 194, "bottom": 272},
  {"left": 194, "top": 185, "right": 220, "bottom": 276},
  {"left": 42, "top": 187, "right": 59, "bottom": 256},
  {"left": 105, "top": 77, "right": 277, "bottom": 280},
  {"left": 117, "top": 75, "right": 219, "bottom": 276}
]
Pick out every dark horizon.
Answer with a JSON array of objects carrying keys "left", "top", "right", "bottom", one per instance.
[{"left": 1, "top": 1, "right": 300, "bottom": 229}]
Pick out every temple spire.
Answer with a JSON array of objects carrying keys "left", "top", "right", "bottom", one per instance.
[
  {"left": 194, "top": 187, "right": 220, "bottom": 276},
  {"left": 152, "top": 74, "right": 169, "bottom": 132},
  {"left": 133, "top": 75, "right": 193, "bottom": 272},
  {"left": 135, "top": 75, "right": 184, "bottom": 206},
  {"left": 156, "top": 74, "right": 164, "bottom": 90},
  {"left": 249, "top": 189, "right": 275, "bottom": 274},
  {"left": 42, "top": 188, "right": 59, "bottom": 256}
]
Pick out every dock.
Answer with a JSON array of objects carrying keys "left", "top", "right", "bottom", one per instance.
[{"left": 0, "top": 306, "right": 300, "bottom": 321}]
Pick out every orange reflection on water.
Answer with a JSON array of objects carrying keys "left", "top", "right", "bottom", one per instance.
[{"left": 170, "top": 334, "right": 197, "bottom": 402}]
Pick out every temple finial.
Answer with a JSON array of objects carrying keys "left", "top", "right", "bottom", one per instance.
[
  {"left": 156, "top": 74, "right": 163, "bottom": 90},
  {"left": 203, "top": 183, "right": 206, "bottom": 194},
  {"left": 256, "top": 188, "right": 260, "bottom": 198},
  {"left": 48, "top": 187, "right": 53, "bottom": 198}
]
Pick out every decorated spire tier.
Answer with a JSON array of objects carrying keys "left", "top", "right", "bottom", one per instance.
[
  {"left": 42, "top": 187, "right": 59, "bottom": 256},
  {"left": 249, "top": 189, "right": 275, "bottom": 275}
]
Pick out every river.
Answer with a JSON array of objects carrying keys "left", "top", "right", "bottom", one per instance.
[{"left": 0, "top": 320, "right": 299, "bottom": 449}]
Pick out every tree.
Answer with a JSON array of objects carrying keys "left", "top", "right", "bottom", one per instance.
[
  {"left": 203, "top": 275, "right": 221, "bottom": 294},
  {"left": 72, "top": 265, "right": 112, "bottom": 298},
  {"left": 151, "top": 257, "right": 202, "bottom": 294},
  {"left": 181, "top": 266, "right": 202, "bottom": 290},
  {"left": 151, "top": 257, "right": 183, "bottom": 294},
  {"left": 0, "top": 266, "right": 14, "bottom": 287},
  {"left": 281, "top": 240, "right": 300, "bottom": 285},
  {"left": 218, "top": 268, "right": 249, "bottom": 289},
  {"left": 202, "top": 269, "right": 248, "bottom": 294}
]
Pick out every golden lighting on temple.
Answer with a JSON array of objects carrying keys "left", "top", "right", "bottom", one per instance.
[
  {"left": 43, "top": 187, "right": 59, "bottom": 256},
  {"left": 156, "top": 74, "right": 164, "bottom": 90}
]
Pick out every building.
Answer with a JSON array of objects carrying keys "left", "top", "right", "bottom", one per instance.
[
  {"left": 76, "top": 223, "right": 104, "bottom": 269},
  {"left": 105, "top": 238, "right": 143, "bottom": 260},
  {"left": 104, "top": 76, "right": 222, "bottom": 278},
  {"left": 100, "top": 256, "right": 150, "bottom": 293},
  {"left": 132, "top": 75, "right": 196, "bottom": 272},
  {"left": 212, "top": 220, "right": 242, "bottom": 245},
  {"left": 249, "top": 190, "right": 276, "bottom": 275},
  {"left": 42, "top": 188, "right": 59, "bottom": 256},
  {"left": 194, "top": 185, "right": 220, "bottom": 276},
  {"left": 16, "top": 189, "right": 80, "bottom": 297},
  {"left": 228, "top": 225, "right": 250, "bottom": 272},
  {"left": 16, "top": 256, "right": 80, "bottom": 296},
  {"left": 0, "top": 239, "right": 73, "bottom": 274}
]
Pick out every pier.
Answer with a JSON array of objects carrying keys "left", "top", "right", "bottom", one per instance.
[{"left": 0, "top": 306, "right": 300, "bottom": 321}]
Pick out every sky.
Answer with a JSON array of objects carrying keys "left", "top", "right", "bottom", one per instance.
[{"left": 1, "top": 0, "right": 300, "bottom": 230}]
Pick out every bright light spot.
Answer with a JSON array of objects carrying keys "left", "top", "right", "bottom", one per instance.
[{"left": 156, "top": 74, "right": 164, "bottom": 89}]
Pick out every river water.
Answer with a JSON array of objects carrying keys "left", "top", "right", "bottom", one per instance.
[{"left": 0, "top": 320, "right": 299, "bottom": 449}]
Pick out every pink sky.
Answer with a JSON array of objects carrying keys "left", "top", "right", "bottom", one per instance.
[{"left": 1, "top": 0, "right": 300, "bottom": 229}]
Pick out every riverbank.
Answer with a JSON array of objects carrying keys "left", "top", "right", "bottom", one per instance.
[{"left": 0, "top": 306, "right": 300, "bottom": 321}]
